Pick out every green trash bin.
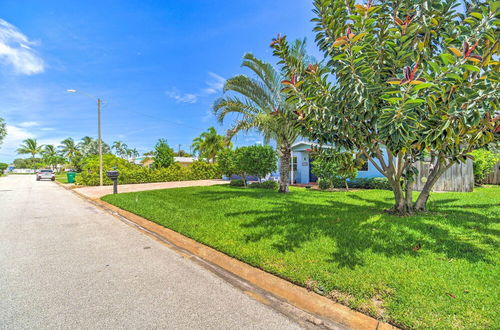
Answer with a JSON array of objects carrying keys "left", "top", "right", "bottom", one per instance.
[{"left": 67, "top": 172, "right": 76, "bottom": 183}]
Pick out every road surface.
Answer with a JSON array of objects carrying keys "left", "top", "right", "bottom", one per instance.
[{"left": 0, "top": 175, "right": 301, "bottom": 329}]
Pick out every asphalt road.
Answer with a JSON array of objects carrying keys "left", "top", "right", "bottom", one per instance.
[{"left": 0, "top": 175, "right": 302, "bottom": 329}]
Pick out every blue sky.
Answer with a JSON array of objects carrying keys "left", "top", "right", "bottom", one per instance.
[{"left": 0, "top": 0, "right": 319, "bottom": 162}]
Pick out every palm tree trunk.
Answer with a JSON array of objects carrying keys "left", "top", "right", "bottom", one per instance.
[{"left": 279, "top": 145, "right": 291, "bottom": 193}]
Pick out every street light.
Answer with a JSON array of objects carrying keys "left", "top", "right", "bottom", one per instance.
[{"left": 67, "top": 89, "right": 104, "bottom": 186}]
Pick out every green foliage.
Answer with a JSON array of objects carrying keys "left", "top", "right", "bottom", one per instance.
[
  {"left": 188, "top": 161, "right": 222, "bottom": 180},
  {"left": 152, "top": 139, "right": 175, "bottom": 169},
  {"left": 312, "top": 151, "right": 359, "bottom": 189},
  {"left": 271, "top": 0, "right": 500, "bottom": 213},
  {"left": 470, "top": 149, "right": 499, "bottom": 183},
  {"left": 13, "top": 158, "right": 41, "bottom": 169},
  {"left": 213, "top": 48, "right": 310, "bottom": 193},
  {"left": 103, "top": 185, "right": 500, "bottom": 329},
  {"left": 235, "top": 145, "right": 277, "bottom": 181},
  {"left": 248, "top": 180, "right": 279, "bottom": 190},
  {"left": 218, "top": 148, "right": 238, "bottom": 177},
  {"left": 192, "top": 127, "right": 230, "bottom": 162},
  {"left": 76, "top": 155, "right": 221, "bottom": 186},
  {"left": 59, "top": 138, "right": 81, "bottom": 169},
  {"left": 77, "top": 136, "right": 111, "bottom": 158},
  {"left": 77, "top": 154, "right": 134, "bottom": 185},
  {"left": 230, "top": 179, "right": 245, "bottom": 187},
  {"left": 348, "top": 177, "right": 392, "bottom": 190},
  {"left": 17, "top": 138, "right": 43, "bottom": 159},
  {"left": 0, "top": 162, "right": 8, "bottom": 172},
  {"left": 0, "top": 118, "right": 6, "bottom": 147}
]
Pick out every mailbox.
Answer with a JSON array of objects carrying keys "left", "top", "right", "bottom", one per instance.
[{"left": 106, "top": 170, "right": 119, "bottom": 194}]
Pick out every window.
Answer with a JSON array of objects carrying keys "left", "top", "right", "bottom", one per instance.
[
  {"left": 292, "top": 156, "right": 298, "bottom": 171},
  {"left": 357, "top": 154, "right": 368, "bottom": 171}
]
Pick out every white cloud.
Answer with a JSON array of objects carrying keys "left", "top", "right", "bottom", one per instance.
[
  {"left": 166, "top": 72, "right": 226, "bottom": 104},
  {"left": 203, "top": 72, "right": 226, "bottom": 95},
  {"left": 18, "top": 121, "right": 40, "bottom": 127},
  {"left": 0, "top": 19, "right": 44, "bottom": 75},
  {"left": 0, "top": 125, "right": 34, "bottom": 160},
  {"left": 165, "top": 88, "right": 198, "bottom": 104},
  {"left": 40, "top": 127, "right": 55, "bottom": 131}
]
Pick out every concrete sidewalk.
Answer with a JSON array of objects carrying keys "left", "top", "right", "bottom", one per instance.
[
  {"left": 74, "top": 179, "right": 228, "bottom": 198},
  {"left": 0, "top": 175, "right": 301, "bottom": 329}
]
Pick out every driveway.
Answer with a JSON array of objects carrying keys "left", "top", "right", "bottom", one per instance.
[
  {"left": 0, "top": 175, "right": 301, "bottom": 329},
  {"left": 73, "top": 179, "right": 228, "bottom": 198}
]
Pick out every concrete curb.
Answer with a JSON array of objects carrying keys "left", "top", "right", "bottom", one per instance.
[{"left": 54, "top": 181, "right": 397, "bottom": 330}]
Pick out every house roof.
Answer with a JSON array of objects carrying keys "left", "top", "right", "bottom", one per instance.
[{"left": 291, "top": 141, "right": 332, "bottom": 152}]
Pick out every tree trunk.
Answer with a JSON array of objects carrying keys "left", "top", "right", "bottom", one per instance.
[
  {"left": 391, "top": 180, "right": 410, "bottom": 215},
  {"left": 404, "top": 177, "right": 414, "bottom": 212},
  {"left": 414, "top": 161, "right": 452, "bottom": 211},
  {"left": 279, "top": 146, "right": 291, "bottom": 193}
]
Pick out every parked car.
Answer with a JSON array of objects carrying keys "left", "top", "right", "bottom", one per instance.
[{"left": 36, "top": 169, "right": 55, "bottom": 181}]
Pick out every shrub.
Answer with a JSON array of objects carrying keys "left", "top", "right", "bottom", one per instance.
[
  {"left": 249, "top": 180, "right": 278, "bottom": 190},
  {"left": 152, "top": 139, "right": 174, "bottom": 169},
  {"left": 76, "top": 154, "right": 135, "bottom": 185},
  {"left": 470, "top": 149, "right": 499, "bottom": 184},
  {"left": 312, "top": 151, "right": 359, "bottom": 189},
  {"left": 348, "top": 177, "right": 391, "bottom": 190},
  {"left": 76, "top": 156, "right": 221, "bottom": 186},
  {"left": 218, "top": 149, "right": 238, "bottom": 177},
  {"left": 230, "top": 179, "right": 245, "bottom": 187},
  {"left": 0, "top": 162, "right": 8, "bottom": 172},
  {"left": 318, "top": 178, "right": 331, "bottom": 190},
  {"left": 189, "top": 161, "right": 221, "bottom": 180},
  {"left": 236, "top": 145, "right": 277, "bottom": 183}
]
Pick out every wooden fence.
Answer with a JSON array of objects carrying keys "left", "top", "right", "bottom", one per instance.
[
  {"left": 412, "top": 159, "right": 474, "bottom": 192},
  {"left": 484, "top": 161, "right": 500, "bottom": 185}
]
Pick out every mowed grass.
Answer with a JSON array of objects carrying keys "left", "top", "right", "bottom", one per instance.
[
  {"left": 102, "top": 185, "right": 500, "bottom": 328},
  {"left": 55, "top": 172, "right": 77, "bottom": 184}
]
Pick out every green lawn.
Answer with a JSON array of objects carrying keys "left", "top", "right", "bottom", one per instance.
[
  {"left": 55, "top": 172, "right": 77, "bottom": 184},
  {"left": 102, "top": 185, "right": 499, "bottom": 329}
]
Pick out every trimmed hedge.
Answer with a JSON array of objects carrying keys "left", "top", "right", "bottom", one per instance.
[
  {"left": 230, "top": 179, "right": 278, "bottom": 190},
  {"left": 348, "top": 177, "right": 391, "bottom": 190},
  {"left": 77, "top": 159, "right": 221, "bottom": 186},
  {"left": 248, "top": 180, "right": 278, "bottom": 190},
  {"left": 230, "top": 179, "right": 245, "bottom": 187},
  {"left": 318, "top": 177, "right": 392, "bottom": 190}
]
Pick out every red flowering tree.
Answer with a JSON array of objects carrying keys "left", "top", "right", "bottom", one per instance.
[{"left": 272, "top": 0, "right": 499, "bottom": 214}]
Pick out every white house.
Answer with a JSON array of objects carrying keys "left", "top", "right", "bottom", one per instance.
[{"left": 287, "top": 141, "right": 385, "bottom": 184}]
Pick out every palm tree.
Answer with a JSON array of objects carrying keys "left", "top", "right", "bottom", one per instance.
[
  {"left": 59, "top": 138, "right": 79, "bottom": 165},
  {"left": 17, "top": 138, "right": 43, "bottom": 160},
  {"left": 126, "top": 148, "right": 139, "bottom": 162},
  {"left": 112, "top": 141, "right": 128, "bottom": 159},
  {"left": 213, "top": 41, "right": 310, "bottom": 193},
  {"left": 191, "top": 127, "right": 230, "bottom": 163},
  {"left": 78, "top": 136, "right": 111, "bottom": 158},
  {"left": 41, "top": 144, "right": 58, "bottom": 170}
]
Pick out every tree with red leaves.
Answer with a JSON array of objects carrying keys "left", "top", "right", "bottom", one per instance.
[{"left": 272, "top": 0, "right": 499, "bottom": 214}]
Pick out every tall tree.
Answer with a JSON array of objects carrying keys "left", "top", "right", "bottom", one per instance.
[
  {"left": 41, "top": 144, "right": 63, "bottom": 170},
  {"left": 126, "top": 147, "right": 139, "bottom": 162},
  {"left": 112, "top": 141, "right": 129, "bottom": 159},
  {"left": 59, "top": 138, "right": 80, "bottom": 167},
  {"left": 152, "top": 139, "right": 175, "bottom": 169},
  {"left": 191, "top": 127, "right": 230, "bottom": 163},
  {"left": 214, "top": 46, "right": 310, "bottom": 193},
  {"left": 0, "top": 118, "right": 6, "bottom": 148},
  {"left": 17, "top": 138, "right": 43, "bottom": 160},
  {"left": 78, "top": 136, "right": 111, "bottom": 158},
  {"left": 272, "top": 0, "right": 499, "bottom": 213}
]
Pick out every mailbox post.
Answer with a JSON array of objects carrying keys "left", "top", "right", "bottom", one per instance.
[{"left": 106, "top": 170, "right": 119, "bottom": 194}]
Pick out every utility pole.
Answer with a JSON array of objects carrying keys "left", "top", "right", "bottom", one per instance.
[{"left": 98, "top": 98, "right": 103, "bottom": 186}]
